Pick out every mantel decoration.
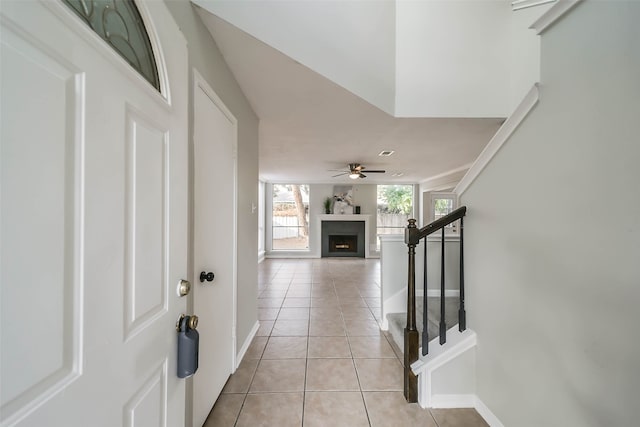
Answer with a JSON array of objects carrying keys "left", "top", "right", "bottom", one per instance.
[
  {"left": 333, "top": 185, "right": 354, "bottom": 214},
  {"left": 323, "top": 197, "right": 333, "bottom": 214}
]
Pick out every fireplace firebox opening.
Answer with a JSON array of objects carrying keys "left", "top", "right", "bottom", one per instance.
[{"left": 329, "top": 235, "right": 358, "bottom": 253}]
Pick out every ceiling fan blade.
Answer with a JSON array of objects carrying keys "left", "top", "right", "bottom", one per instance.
[
  {"left": 359, "top": 173, "right": 366, "bottom": 178},
  {"left": 328, "top": 169, "right": 348, "bottom": 172},
  {"left": 332, "top": 172, "right": 349, "bottom": 177},
  {"left": 364, "top": 170, "right": 385, "bottom": 173}
]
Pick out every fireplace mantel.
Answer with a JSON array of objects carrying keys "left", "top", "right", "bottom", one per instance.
[
  {"left": 317, "top": 214, "right": 372, "bottom": 258},
  {"left": 318, "top": 214, "right": 371, "bottom": 222}
]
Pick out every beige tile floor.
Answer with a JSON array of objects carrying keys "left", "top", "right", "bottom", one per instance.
[{"left": 204, "top": 258, "right": 488, "bottom": 427}]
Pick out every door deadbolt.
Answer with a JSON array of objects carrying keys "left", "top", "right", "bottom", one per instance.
[
  {"left": 177, "top": 279, "right": 191, "bottom": 297},
  {"left": 199, "top": 271, "right": 215, "bottom": 283}
]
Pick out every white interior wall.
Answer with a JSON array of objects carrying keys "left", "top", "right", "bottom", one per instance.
[
  {"left": 431, "top": 349, "right": 476, "bottom": 396},
  {"left": 459, "top": 2, "right": 640, "bottom": 425},
  {"left": 507, "top": 4, "right": 552, "bottom": 111},
  {"left": 395, "top": 0, "right": 511, "bottom": 117},
  {"left": 350, "top": 184, "right": 378, "bottom": 253},
  {"left": 258, "top": 180, "right": 265, "bottom": 260},
  {"left": 308, "top": 184, "right": 334, "bottom": 258},
  {"left": 264, "top": 183, "right": 275, "bottom": 254}
]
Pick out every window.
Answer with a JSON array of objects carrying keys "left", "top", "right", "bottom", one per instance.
[
  {"left": 62, "top": 0, "right": 161, "bottom": 91},
  {"left": 430, "top": 192, "right": 458, "bottom": 232},
  {"left": 377, "top": 185, "right": 413, "bottom": 248},
  {"left": 272, "top": 184, "right": 309, "bottom": 251}
]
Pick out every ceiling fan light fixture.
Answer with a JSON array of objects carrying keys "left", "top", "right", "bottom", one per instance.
[{"left": 349, "top": 172, "right": 360, "bottom": 179}]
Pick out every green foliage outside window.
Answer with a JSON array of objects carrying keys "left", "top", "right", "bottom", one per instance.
[
  {"left": 434, "top": 198, "right": 453, "bottom": 216},
  {"left": 377, "top": 185, "right": 413, "bottom": 215}
]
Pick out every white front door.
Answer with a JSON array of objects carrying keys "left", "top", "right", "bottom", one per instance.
[
  {"left": 192, "top": 71, "right": 237, "bottom": 426},
  {"left": 1, "top": 2, "right": 188, "bottom": 426}
]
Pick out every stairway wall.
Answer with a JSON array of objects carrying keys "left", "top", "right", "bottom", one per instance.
[{"left": 459, "top": 2, "right": 640, "bottom": 426}]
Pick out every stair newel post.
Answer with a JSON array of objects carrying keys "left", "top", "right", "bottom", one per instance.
[
  {"left": 459, "top": 217, "right": 466, "bottom": 332},
  {"left": 439, "top": 227, "right": 447, "bottom": 345},
  {"left": 404, "top": 218, "right": 419, "bottom": 403},
  {"left": 422, "top": 236, "right": 429, "bottom": 356}
]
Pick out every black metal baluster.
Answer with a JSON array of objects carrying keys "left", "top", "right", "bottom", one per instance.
[
  {"left": 439, "top": 227, "right": 446, "bottom": 345},
  {"left": 459, "top": 217, "right": 466, "bottom": 332},
  {"left": 422, "top": 237, "right": 429, "bottom": 356}
]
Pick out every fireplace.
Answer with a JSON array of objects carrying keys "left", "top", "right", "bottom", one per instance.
[
  {"left": 321, "top": 220, "right": 365, "bottom": 258},
  {"left": 329, "top": 235, "right": 358, "bottom": 253}
]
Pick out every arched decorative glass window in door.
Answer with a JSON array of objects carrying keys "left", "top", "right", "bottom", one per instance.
[{"left": 62, "top": 0, "right": 161, "bottom": 91}]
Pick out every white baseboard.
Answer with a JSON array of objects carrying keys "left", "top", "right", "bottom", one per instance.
[
  {"left": 235, "top": 320, "right": 259, "bottom": 369},
  {"left": 430, "top": 394, "right": 476, "bottom": 408},
  {"left": 474, "top": 396, "right": 505, "bottom": 427},
  {"left": 265, "top": 253, "right": 317, "bottom": 259},
  {"left": 380, "top": 318, "right": 389, "bottom": 330},
  {"left": 258, "top": 250, "right": 266, "bottom": 263}
]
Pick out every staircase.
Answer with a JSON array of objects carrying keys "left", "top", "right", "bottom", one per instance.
[
  {"left": 386, "top": 297, "right": 459, "bottom": 354},
  {"left": 382, "top": 207, "right": 498, "bottom": 425},
  {"left": 377, "top": 207, "right": 493, "bottom": 420}
]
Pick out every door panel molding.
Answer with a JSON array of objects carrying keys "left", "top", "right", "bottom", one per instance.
[
  {"left": 0, "top": 15, "right": 84, "bottom": 425},
  {"left": 123, "top": 106, "right": 170, "bottom": 341},
  {"left": 123, "top": 360, "right": 168, "bottom": 427}
]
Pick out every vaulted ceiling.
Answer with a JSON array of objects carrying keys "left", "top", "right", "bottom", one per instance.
[{"left": 191, "top": 1, "right": 546, "bottom": 185}]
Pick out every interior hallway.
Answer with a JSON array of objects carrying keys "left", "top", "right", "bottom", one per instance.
[{"left": 205, "top": 258, "right": 488, "bottom": 426}]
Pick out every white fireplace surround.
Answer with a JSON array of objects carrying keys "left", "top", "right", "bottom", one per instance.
[{"left": 317, "top": 214, "right": 372, "bottom": 258}]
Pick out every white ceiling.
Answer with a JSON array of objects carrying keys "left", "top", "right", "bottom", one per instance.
[{"left": 196, "top": 7, "right": 505, "bottom": 185}]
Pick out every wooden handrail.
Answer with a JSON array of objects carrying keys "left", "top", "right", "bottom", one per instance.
[{"left": 405, "top": 206, "right": 467, "bottom": 245}]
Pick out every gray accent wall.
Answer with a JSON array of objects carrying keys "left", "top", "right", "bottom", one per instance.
[
  {"left": 460, "top": 1, "right": 639, "bottom": 426},
  {"left": 164, "top": 0, "right": 259, "bottom": 364}
]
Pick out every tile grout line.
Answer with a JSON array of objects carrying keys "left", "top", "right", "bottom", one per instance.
[
  {"left": 232, "top": 336, "right": 263, "bottom": 427},
  {"left": 429, "top": 409, "right": 442, "bottom": 427},
  {"left": 299, "top": 275, "right": 314, "bottom": 427},
  {"left": 343, "top": 288, "right": 374, "bottom": 427},
  {"left": 231, "top": 394, "right": 246, "bottom": 427}
]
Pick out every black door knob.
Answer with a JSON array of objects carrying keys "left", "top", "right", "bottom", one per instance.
[{"left": 199, "top": 271, "right": 215, "bottom": 283}]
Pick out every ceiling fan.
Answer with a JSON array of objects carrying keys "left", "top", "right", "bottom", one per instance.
[{"left": 331, "top": 163, "right": 386, "bottom": 179}]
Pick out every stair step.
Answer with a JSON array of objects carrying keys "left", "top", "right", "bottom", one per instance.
[{"left": 386, "top": 297, "right": 459, "bottom": 351}]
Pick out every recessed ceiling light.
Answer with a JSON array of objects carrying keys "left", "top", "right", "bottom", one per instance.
[{"left": 378, "top": 150, "right": 395, "bottom": 157}]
